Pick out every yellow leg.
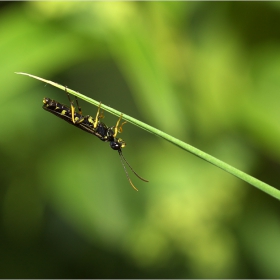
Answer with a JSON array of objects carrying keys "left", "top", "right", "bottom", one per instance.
[
  {"left": 70, "top": 102, "right": 76, "bottom": 123},
  {"left": 118, "top": 121, "right": 127, "bottom": 133},
  {"left": 113, "top": 114, "right": 122, "bottom": 137},
  {"left": 93, "top": 102, "right": 102, "bottom": 128},
  {"left": 113, "top": 114, "right": 127, "bottom": 137},
  {"left": 65, "top": 86, "right": 87, "bottom": 124},
  {"left": 75, "top": 96, "right": 82, "bottom": 115}
]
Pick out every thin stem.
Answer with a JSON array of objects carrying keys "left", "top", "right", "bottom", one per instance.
[{"left": 15, "top": 72, "right": 280, "bottom": 200}]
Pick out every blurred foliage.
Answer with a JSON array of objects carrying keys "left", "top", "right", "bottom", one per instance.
[{"left": 1, "top": 1, "right": 280, "bottom": 278}]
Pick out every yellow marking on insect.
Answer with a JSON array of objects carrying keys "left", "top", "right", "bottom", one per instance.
[
  {"left": 118, "top": 138, "right": 126, "bottom": 148},
  {"left": 88, "top": 116, "right": 94, "bottom": 125}
]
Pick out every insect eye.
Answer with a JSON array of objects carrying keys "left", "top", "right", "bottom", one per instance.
[{"left": 110, "top": 141, "right": 121, "bottom": 150}]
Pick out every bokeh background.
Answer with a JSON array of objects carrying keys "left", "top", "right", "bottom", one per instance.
[{"left": 1, "top": 1, "right": 280, "bottom": 278}]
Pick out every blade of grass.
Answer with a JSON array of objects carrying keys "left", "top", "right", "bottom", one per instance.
[{"left": 15, "top": 72, "right": 280, "bottom": 200}]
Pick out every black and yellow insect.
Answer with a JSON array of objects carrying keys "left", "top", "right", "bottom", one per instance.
[{"left": 42, "top": 87, "right": 148, "bottom": 191}]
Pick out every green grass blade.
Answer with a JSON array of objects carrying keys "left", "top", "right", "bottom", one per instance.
[{"left": 15, "top": 72, "right": 280, "bottom": 200}]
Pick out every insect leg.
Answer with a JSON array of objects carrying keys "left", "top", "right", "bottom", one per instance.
[
  {"left": 93, "top": 102, "right": 102, "bottom": 128},
  {"left": 64, "top": 86, "right": 87, "bottom": 124},
  {"left": 113, "top": 114, "right": 127, "bottom": 137},
  {"left": 75, "top": 96, "right": 82, "bottom": 115}
]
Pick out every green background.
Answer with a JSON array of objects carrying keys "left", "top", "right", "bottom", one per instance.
[{"left": 1, "top": 2, "right": 280, "bottom": 278}]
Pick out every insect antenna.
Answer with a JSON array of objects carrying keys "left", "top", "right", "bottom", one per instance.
[{"left": 118, "top": 150, "right": 149, "bottom": 191}]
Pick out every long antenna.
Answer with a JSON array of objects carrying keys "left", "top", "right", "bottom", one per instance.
[{"left": 118, "top": 150, "right": 149, "bottom": 191}]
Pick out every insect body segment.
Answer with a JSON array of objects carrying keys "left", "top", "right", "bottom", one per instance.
[{"left": 42, "top": 87, "right": 148, "bottom": 191}]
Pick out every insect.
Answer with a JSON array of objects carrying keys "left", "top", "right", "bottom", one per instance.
[{"left": 42, "top": 87, "right": 148, "bottom": 191}]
